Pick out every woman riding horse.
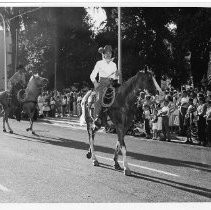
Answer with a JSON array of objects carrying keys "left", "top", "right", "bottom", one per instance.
[
  {"left": 90, "top": 45, "right": 120, "bottom": 130},
  {"left": 83, "top": 60, "right": 159, "bottom": 175},
  {"left": 0, "top": 70, "right": 48, "bottom": 134}
]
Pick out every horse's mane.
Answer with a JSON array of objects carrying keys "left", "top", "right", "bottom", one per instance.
[
  {"left": 118, "top": 72, "right": 139, "bottom": 96},
  {"left": 113, "top": 72, "right": 141, "bottom": 107}
]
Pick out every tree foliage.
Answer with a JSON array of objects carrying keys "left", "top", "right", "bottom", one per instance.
[
  {"left": 102, "top": 7, "right": 211, "bottom": 88},
  {"left": 1, "top": 7, "right": 211, "bottom": 89}
]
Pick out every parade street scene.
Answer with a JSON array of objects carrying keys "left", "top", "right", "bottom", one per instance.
[{"left": 0, "top": 3, "right": 211, "bottom": 206}]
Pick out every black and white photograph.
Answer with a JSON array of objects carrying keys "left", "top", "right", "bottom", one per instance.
[{"left": 0, "top": 0, "right": 210, "bottom": 208}]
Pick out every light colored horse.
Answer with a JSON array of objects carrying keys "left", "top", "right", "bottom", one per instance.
[{"left": 17, "top": 74, "right": 48, "bottom": 134}]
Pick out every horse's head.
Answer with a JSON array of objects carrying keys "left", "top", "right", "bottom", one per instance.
[
  {"left": 18, "top": 74, "right": 48, "bottom": 103},
  {"left": 29, "top": 74, "right": 48, "bottom": 90},
  {"left": 137, "top": 70, "right": 158, "bottom": 96}
]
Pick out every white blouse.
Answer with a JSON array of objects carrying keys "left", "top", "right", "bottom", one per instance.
[{"left": 90, "top": 59, "right": 118, "bottom": 82}]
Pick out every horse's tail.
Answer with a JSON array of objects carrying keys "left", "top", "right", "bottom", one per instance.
[
  {"left": 17, "top": 89, "right": 26, "bottom": 103},
  {"left": 79, "top": 101, "right": 86, "bottom": 126},
  {"left": 79, "top": 90, "right": 92, "bottom": 126}
]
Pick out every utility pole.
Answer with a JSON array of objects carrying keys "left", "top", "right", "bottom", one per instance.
[
  {"left": 54, "top": 60, "right": 57, "bottom": 90},
  {"left": 118, "top": 7, "right": 122, "bottom": 84},
  {"left": 54, "top": 33, "right": 58, "bottom": 90},
  {"left": 0, "top": 13, "right": 7, "bottom": 91},
  {"left": 15, "top": 28, "right": 18, "bottom": 71}
]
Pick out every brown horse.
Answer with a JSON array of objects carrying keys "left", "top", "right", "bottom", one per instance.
[
  {"left": 0, "top": 74, "right": 48, "bottom": 134},
  {"left": 81, "top": 70, "right": 159, "bottom": 176},
  {"left": 0, "top": 81, "right": 26, "bottom": 133}
]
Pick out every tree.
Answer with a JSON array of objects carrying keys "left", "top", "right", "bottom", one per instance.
[{"left": 100, "top": 7, "right": 211, "bottom": 88}]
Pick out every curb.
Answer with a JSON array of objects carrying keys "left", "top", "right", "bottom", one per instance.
[{"left": 38, "top": 117, "right": 210, "bottom": 148}]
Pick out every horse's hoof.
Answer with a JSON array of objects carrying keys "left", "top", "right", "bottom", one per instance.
[
  {"left": 3, "top": 129, "right": 6, "bottom": 133},
  {"left": 114, "top": 163, "right": 122, "bottom": 171},
  {"left": 32, "top": 131, "right": 35, "bottom": 135},
  {"left": 93, "top": 160, "right": 99, "bottom": 166},
  {"left": 124, "top": 169, "right": 131, "bottom": 176},
  {"left": 26, "top": 128, "right": 30, "bottom": 132},
  {"left": 86, "top": 152, "right": 92, "bottom": 159},
  {"left": 9, "top": 130, "right": 13, "bottom": 134}
]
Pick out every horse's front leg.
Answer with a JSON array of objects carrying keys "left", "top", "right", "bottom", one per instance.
[
  {"left": 4, "top": 109, "right": 13, "bottom": 133},
  {"left": 90, "top": 128, "right": 99, "bottom": 166},
  {"left": 120, "top": 144, "right": 131, "bottom": 176},
  {"left": 2, "top": 111, "right": 6, "bottom": 132},
  {"left": 86, "top": 125, "right": 92, "bottom": 159},
  {"left": 26, "top": 111, "right": 35, "bottom": 135},
  {"left": 116, "top": 126, "right": 131, "bottom": 176},
  {"left": 29, "top": 117, "right": 35, "bottom": 135},
  {"left": 5, "top": 115, "right": 13, "bottom": 134},
  {"left": 113, "top": 141, "right": 122, "bottom": 170}
]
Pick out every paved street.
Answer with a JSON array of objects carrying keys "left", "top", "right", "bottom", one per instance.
[{"left": 0, "top": 117, "right": 210, "bottom": 203}]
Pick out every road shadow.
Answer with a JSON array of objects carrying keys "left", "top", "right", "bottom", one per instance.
[
  {"left": 11, "top": 132, "right": 211, "bottom": 174},
  {"left": 131, "top": 171, "right": 211, "bottom": 199}
]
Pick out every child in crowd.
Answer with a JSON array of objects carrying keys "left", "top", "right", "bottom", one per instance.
[
  {"left": 55, "top": 95, "right": 62, "bottom": 117},
  {"left": 184, "top": 98, "right": 197, "bottom": 144},
  {"left": 143, "top": 103, "right": 151, "bottom": 139},
  {"left": 43, "top": 94, "right": 50, "bottom": 117},
  {"left": 157, "top": 103, "right": 162, "bottom": 140},
  {"left": 50, "top": 97, "right": 56, "bottom": 117},
  {"left": 77, "top": 93, "right": 83, "bottom": 117},
  {"left": 160, "top": 100, "right": 171, "bottom": 141},
  {"left": 205, "top": 99, "right": 211, "bottom": 146},
  {"left": 62, "top": 95, "right": 67, "bottom": 117},
  {"left": 151, "top": 108, "right": 158, "bottom": 140}
]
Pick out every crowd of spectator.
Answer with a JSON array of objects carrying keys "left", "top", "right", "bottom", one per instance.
[
  {"left": 136, "top": 86, "right": 211, "bottom": 146},
  {"left": 37, "top": 87, "right": 87, "bottom": 119},
  {"left": 36, "top": 85, "right": 211, "bottom": 147}
]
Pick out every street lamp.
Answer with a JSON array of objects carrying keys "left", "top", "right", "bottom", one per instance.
[{"left": 0, "top": 13, "right": 7, "bottom": 91}]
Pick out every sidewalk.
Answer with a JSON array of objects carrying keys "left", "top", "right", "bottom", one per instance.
[
  {"left": 38, "top": 116, "right": 206, "bottom": 146},
  {"left": 39, "top": 115, "right": 85, "bottom": 128}
]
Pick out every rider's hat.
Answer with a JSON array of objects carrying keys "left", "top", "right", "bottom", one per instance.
[{"left": 98, "top": 45, "right": 112, "bottom": 54}]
